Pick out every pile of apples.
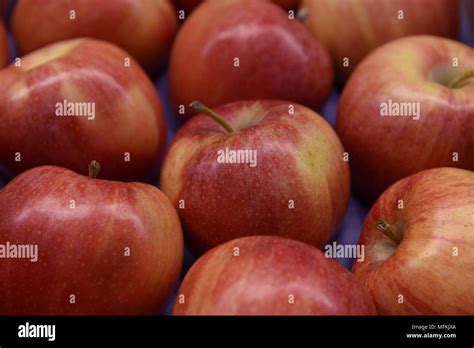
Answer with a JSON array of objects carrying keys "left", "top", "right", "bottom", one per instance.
[{"left": 0, "top": 0, "right": 472, "bottom": 315}]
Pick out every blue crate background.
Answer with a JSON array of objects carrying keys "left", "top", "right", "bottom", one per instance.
[{"left": 0, "top": 1, "right": 473, "bottom": 315}]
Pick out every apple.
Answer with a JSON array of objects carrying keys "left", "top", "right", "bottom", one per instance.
[
  {"left": 0, "top": 162, "right": 184, "bottom": 314},
  {"left": 160, "top": 100, "right": 350, "bottom": 255},
  {"left": 0, "top": 20, "right": 7, "bottom": 69},
  {"left": 12, "top": 0, "right": 178, "bottom": 75},
  {"left": 169, "top": 0, "right": 333, "bottom": 117},
  {"left": 173, "top": 235, "right": 376, "bottom": 315},
  {"left": 0, "top": 38, "right": 167, "bottom": 182},
  {"left": 352, "top": 167, "right": 474, "bottom": 315},
  {"left": 336, "top": 36, "right": 474, "bottom": 203},
  {"left": 300, "top": 0, "right": 459, "bottom": 85}
]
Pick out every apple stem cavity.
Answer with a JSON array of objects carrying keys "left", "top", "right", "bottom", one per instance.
[
  {"left": 375, "top": 219, "right": 402, "bottom": 245},
  {"left": 189, "top": 101, "right": 235, "bottom": 133},
  {"left": 447, "top": 70, "right": 474, "bottom": 89},
  {"left": 88, "top": 160, "right": 101, "bottom": 179}
]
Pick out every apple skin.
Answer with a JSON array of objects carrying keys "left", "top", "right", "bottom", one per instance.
[
  {"left": 0, "top": 165, "right": 184, "bottom": 315},
  {"left": 11, "top": 0, "right": 178, "bottom": 75},
  {"left": 352, "top": 167, "right": 474, "bottom": 315},
  {"left": 173, "top": 235, "right": 376, "bottom": 315},
  {"left": 0, "top": 20, "right": 7, "bottom": 69},
  {"left": 300, "top": 0, "right": 459, "bottom": 85},
  {"left": 336, "top": 36, "right": 474, "bottom": 203},
  {"left": 0, "top": 38, "right": 167, "bottom": 182},
  {"left": 169, "top": 0, "right": 333, "bottom": 117},
  {"left": 160, "top": 100, "right": 350, "bottom": 255}
]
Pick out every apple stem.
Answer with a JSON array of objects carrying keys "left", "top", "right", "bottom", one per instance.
[
  {"left": 189, "top": 101, "right": 235, "bottom": 133},
  {"left": 447, "top": 70, "right": 474, "bottom": 89},
  {"left": 296, "top": 8, "right": 308, "bottom": 21},
  {"left": 375, "top": 219, "right": 402, "bottom": 245},
  {"left": 88, "top": 160, "right": 101, "bottom": 179}
]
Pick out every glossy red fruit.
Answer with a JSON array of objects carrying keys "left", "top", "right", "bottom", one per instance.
[
  {"left": 169, "top": 0, "right": 333, "bottom": 116},
  {"left": 0, "top": 164, "right": 184, "bottom": 315},
  {"left": 12, "top": 0, "right": 178, "bottom": 74},
  {"left": 0, "top": 38, "right": 166, "bottom": 181},
  {"left": 174, "top": 236, "right": 377, "bottom": 315}
]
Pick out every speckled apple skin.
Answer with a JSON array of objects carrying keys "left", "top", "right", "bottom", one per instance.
[
  {"left": 353, "top": 168, "right": 474, "bottom": 315},
  {"left": 0, "top": 38, "right": 166, "bottom": 181},
  {"left": 173, "top": 236, "right": 376, "bottom": 315},
  {"left": 12, "top": 0, "right": 178, "bottom": 75},
  {"left": 169, "top": 0, "right": 333, "bottom": 116},
  {"left": 0, "top": 165, "right": 183, "bottom": 315},
  {"left": 161, "top": 100, "right": 350, "bottom": 254},
  {"left": 337, "top": 36, "right": 474, "bottom": 203}
]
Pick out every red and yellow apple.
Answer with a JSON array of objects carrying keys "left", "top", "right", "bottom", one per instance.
[
  {"left": 161, "top": 100, "right": 350, "bottom": 254},
  {"left": 336, "top": 36, "right": 474, "bottom": 203},
  {"left": 0, "top": 38, "right": 166, "bottom": 181},
  {"left": 0, "top": 20, "right": 7, "bottom": 69},
  {"left": 174, "top": 236, "right": 376, "bottom": 315},
  {"left": 301, "top": 0, "right": 459, "bottom": 85},
  {"left": 12, "top": 0, "right": 178, "bottom": 74},
  {"left": 353, "top": 167, "right": 474, "bottom": 315},
  {"left": 0, "top": 163, "right": 184, "bottom": 314},
  {"left": 169, "top": 0, "right": 333, "bottom": 116}
]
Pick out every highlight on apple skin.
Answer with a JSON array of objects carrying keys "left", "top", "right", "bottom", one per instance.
[
  {"left": 0, "top": 163, "right": 184, "bottom": 315},
  {"left": 352, "top": 167, "right": 474, "bottom": 315},
  {"left": 169, "top": 0, "right": 333, "bottom": 117},
  {"left": 0, "top": 20, "right": 7, "bottom": 69},
  {"left": 11, "top": 0, "right": 178, "bottom": 75},
  {"left": 336, "top": 36, "right": 474, "bottom": 203},
  {"left": 0, "top": 38, "right": 167, "bottom": 182},
  {"left": 300, "top": 0, "right": 459, "bottom": 85},
  {"left": 160, "top": 100, "right": 350, "bottom": 255},
  {"left": 173, "top": 235, "right": 377, "bottom": 315}
]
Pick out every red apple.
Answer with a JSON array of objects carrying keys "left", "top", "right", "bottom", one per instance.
[
  {"left": 336, "top": 36, "right": 474, "bottom": 203},
  {"left": 352, "top": 167, "right": 474, "bottom": 315},
  {"left": 0, "top": 162, "right": 184, "bottom": 314},
  {"left": 300, "top": 0, "right": 459, "bottom": 85},
  {"left": 0, "top": 20, "right": 7, "bottom": 69},
  {"left": 12, "top": 0, "right": 178, "bottom": 75},
  {"left": 160, "top": 100, "right": 350, "bottom": 254},
  {"left": 173, "top": 235, "right": 376, "bottom": 315},
  {"left": 0, "top": 38, "right": 167, "bottom": 182},
  {"left": 169, "top": 0, "right": 333, "bottom": 117}
]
